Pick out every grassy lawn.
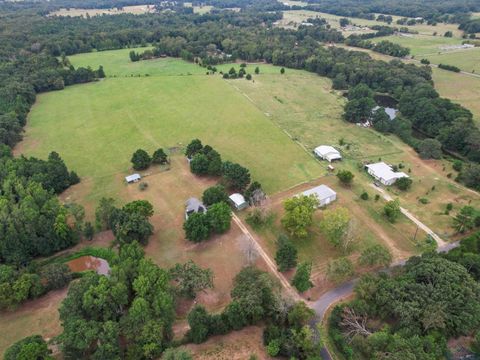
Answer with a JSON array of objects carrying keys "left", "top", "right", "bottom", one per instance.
[
  {"left": 19, "top": 61, "right": 322, "bottom": 200},
  {"left": 227, "top": 64, "right": 480, "bottom": 238},
  {"left": 432, "top": 68, "right": 480, "bottom": 125},
  {"left": 279, "top": 10, "right": 463, "bottom": 38},
  {"left": 48, "top": 5, "right": 155, "bottom": 17},
  {"left": 374, "top": 34, "right": 462, "bottom": 56},
  {"left": 0, "top": 289, "right": 67, "bottom": 356},
  {"left": 426, "top": 47, "right": 480, "bottom": 73}
]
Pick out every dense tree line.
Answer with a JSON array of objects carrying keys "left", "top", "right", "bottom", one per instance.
[
  {"left": 329, "top": 251, "right": 480, "bottom": 359},
  {"left": 302, "top": 0, "right": 480, "bottom": 22},
  {"left": 0, "top": 149, "right": 81, "bottom": 265},
  {"left": 345, "top": 38, "right": 410, "bottom": 57}
]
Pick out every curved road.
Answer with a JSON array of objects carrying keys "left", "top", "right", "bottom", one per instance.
[{"left": 311, "top": 241, "right": 459, "bottom": 359}]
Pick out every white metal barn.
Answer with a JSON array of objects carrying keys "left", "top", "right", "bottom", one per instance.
[
  {"left": 229, "top": 193, "right": 249, "bottom": 211},
  {"left": 366, "top": 162, "right": 409, "bottom": 186},
  {"left": 125, "top": 173, "right": 141, "bottom": 183},
  {"left": 300, "top": 184, "right": 337, "bottom": 207},
  {"left": 314, "top": 145, "right": 342, "bottom": 162}
]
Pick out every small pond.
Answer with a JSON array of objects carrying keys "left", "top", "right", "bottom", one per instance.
[{"left": 67, "top": 256, "right": 111, "bottom": 275}]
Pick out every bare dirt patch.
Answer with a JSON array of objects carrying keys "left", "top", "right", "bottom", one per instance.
[
  {"left": 0, "top": 288, "right": 67, "bottom": 356},
  {"left": 185, "top": 326, "right": 272, "bottom": 360}
]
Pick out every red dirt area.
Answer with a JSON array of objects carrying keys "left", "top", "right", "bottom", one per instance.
[
  {"left": 185, "top": 325, "right": 273, "bottom": 360},
  {"left": 0, "top": 288, "right": 67, "bottom": 356}
]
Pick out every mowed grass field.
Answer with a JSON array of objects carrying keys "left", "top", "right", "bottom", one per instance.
[
  {"left": 19, "top": 53, "right": 322, "bottom": 206},
  {"left": 279, "top": 10, "right": 463, "bottom": 38}
]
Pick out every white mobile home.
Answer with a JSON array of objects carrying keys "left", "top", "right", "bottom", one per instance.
[
  {"left": 300, "top": 184, "right": 337, "bottom": 207},
  {"left": 125, "top": 173, "right": 141, "bottom": 183},
  {"left": 366, "top": 162, "right": 408, "bottom": 186}
]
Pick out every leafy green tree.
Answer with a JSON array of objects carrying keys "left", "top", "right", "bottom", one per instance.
[
  {"left": 84, "top": 221, "right": 95, "bottom": 240},
  {"left": 320, "top": 207, "right": 351, "bottom": 247},
  {"left": 395, "top": 177, "right": 413, "bottom": 191},
  {"left": 266, "top": 339, "right": 281, "bottom": 357},
  {"left": 190, "top": 153, "right": 210, "bottom": 175},
  {"left": 280, "top": 67, "right": 285, "bottom": 74},
  {"left": 152, "top": 148, "right": 168, "bottom": 164},
  {"left": 131, "top": 149, "right": 151, "bottom": 170},
  {"left": 113, "top": 211, "right": 154, "bottom": 245},
  {"left": 187, "top": 305, "right": 211, "bottom": 343},
  {"left": 471, "top": 331, "right": 480, "bottom": 355},
  {"left": 453, "top": 206, "right": 477, "bottom": 233},
  {"left": 123, "top": 200, "right": 154, "bottom": 218},
  {"left": 169, "top": 260, "right": 213, "bottom": 299},
  {"left": 40, "top": 263, "right": 72, "bottom": 291},
  {"left": 95, "top": 197, "right": 116, "bottom": 231},
  {"left": 222, "top": 161, "right": 251, "bottom": 191},
  {"left": 185, "top": 139, "right": 203, "bottom": 158},
  {"left": 292, "top": 262, "right": 313, "bottom": 292},
  {"left": 372, "top": 107, "right": 392, "bottom": 133},
  {"left": 344, "top": 97, "right": 376, "bottom": 123},
  {"left": 162, "top": 348, "right": 193, "bottom": 360},
  {"left": 287, "top": 301, "right": 315, "bottom": 329},
  {"left": 206, "top": 202, "right": 232, "bottom": 234},
  {"left": 359, "top": 244, "right": 392, "bottom": 267},
  {"left": 255, "top": 67, "right": 260, "bottom": 74},
  {"left": 4, "top": 335, "right": 53, "bottom": 360},
  {"left": 326, "top": 257, "right": 354, "bottom": 283},
  {"left": 202, "top": 184, "right": 228, "bottom": 206},
  {"left": 418, "top": 138, "right": 442, "bottom": 159},
  {"left": 183, "top": 213, "right": 211, "bottom": 242},
  {"left": 96, "top": 65, "right": 105, "bottom": 78},
  {"left": 275, "top": 234, "right": 298, "bottom": 272},
  {"left": 384, "top": 199, "right": 401, "bottom": 223},
  {"left": 337, "top": 170, "right": 354, "bottom": 185},
  {"left": 281, "top": 195, "right": 319, "bottom": 239}
]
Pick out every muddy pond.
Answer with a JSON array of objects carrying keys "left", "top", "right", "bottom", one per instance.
[{"left": 67, "top": 256, "right": 110, "bottom": 275}]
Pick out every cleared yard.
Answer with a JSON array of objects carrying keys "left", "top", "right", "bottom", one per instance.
[
  {"left": 227, "top": 66, "right": 480, "bottom": 238},
  {"left": 48, "top": 5, "right": 155, "bottom": 17},
  {"left": 19, "top": 65, "right": 322, "bottom": 201},
  {"left": 374, "top": 34, "right": 462, "bottom": 56}
]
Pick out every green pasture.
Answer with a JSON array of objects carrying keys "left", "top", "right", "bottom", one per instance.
[
  {"left": 426, "top": 47, "right": 480, "bottom": 73},
  {"left": 23, "top": 57, "right": 324, "bottom": 201},
  {"left": 374, "top": 34, "right": 462, "bottom": 56}
]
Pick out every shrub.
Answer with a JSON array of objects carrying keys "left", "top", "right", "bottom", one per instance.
[
  {"left": 4, "top": 335, "right": 52, "bottom": 360},
  {"left": 419, "top": 197, "right": 429, "bottom": 204},
  {"left": 360, "top": 192, "right": 369, "bottom": 200},
  {"left": 292, "top": 262, "right": 313, "bottom": 292},
  {"left": 395, "top": 177, "right": 413, "bottom": 191},
  {"left": 275, "top": 234, "right": 298, "bottom": 272},
  {"left": 40, "top": 263, "right": 72, "bottom": 291},
  {"left": 139, "top": 182, "right": 148, "bottom": 191},
  {"left": 337, "top": 170, "right": 354, "bottom": 185},
  {"left": 453, "top": 160, "right": 463, "bottom": 172},
  {"left": 246, "top": 73, "right": 252, "bottom": 80}
]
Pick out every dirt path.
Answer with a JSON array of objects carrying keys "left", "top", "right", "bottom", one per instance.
[
  {"left": 369, "top": 184, "right": 447, "bottom": 248},
  {"left": 231, "top": 213, "right": 300, "bottom": 301}
]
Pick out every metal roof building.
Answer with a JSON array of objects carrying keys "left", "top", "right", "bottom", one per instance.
[
  {"left": 366, "top": 162, "right": 409, "bottom": 186},
  {"left": 314, "top": 145, "right": 342, "bottom": 162},
  {"left": 300, "top": 184, "right": 337, "bottom": 207}
]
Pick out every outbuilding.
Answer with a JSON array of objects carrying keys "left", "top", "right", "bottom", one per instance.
[
  {"left": 125, "top": 173, "right": 141, "bottom": 184},
  {"left": 300, "top": 184, "right": 337, "bottom": 207},
  {"left": 314, "top": 145, "right": 342, "bottom": 162},
  {"left": 185, "top": 197, "right": 207, "bottom": 219},
  {"left": 229, "top": 193, "right": 249, "bottom": 211},
  {"left": 365, "top": 162, "right": 409, "bottom": 186}
]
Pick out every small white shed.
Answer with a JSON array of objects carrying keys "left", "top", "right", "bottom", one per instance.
[
  {"left": 300, "top": 184, "right": 337, "bottom": 207},
  {"left": 314, "top": 145, "right": 342, "bottom": 162},
  {"left": 229, "top": 193, "right": 248, "bottom": 211},
  {"left": 125, "top": 173, "right": 141, "bottom": 183}
]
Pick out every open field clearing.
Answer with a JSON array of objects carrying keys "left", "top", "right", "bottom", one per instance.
[
  {"left": 227, "top": 67, "right": 480, "bottom": 238},
  {"left": 432, "top": 68, "right": 480, "bottom": 124},
  {"left": 0, "top": 289, "right": 67, "bottom": 356},
  {"left": 375, "top": 34, "right": 463, "bottom": 56},
  {"left": 19, "top": 68, "right": 321, "bottom": 200},
  {"left": 48, "top": 4, "right": 155, "bottom": 17},
  {"left": 334, "top": 44, "right": 480, "bottom": 125},
  {"left": 425, "top": 47, "right": 480, "bottom": 73},
  {"left": 279, "top": 10, "right": 464, "bottom": 37},
  {"left": 185, "top": 326, "right": 271, "bottom": 359}
]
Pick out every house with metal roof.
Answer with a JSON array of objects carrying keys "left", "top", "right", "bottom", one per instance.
[
  {"left": 314, "top": 145, "right": 342, "bottom": 162},
  {"left": 299, "top": 184, "right": 337, "bottom": 207},
  {"left": 366, "top": 162, "right": 409, "bottom": 186},
  {"left": 185, "top": 197, "right": 207, "bottom": 219}
]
